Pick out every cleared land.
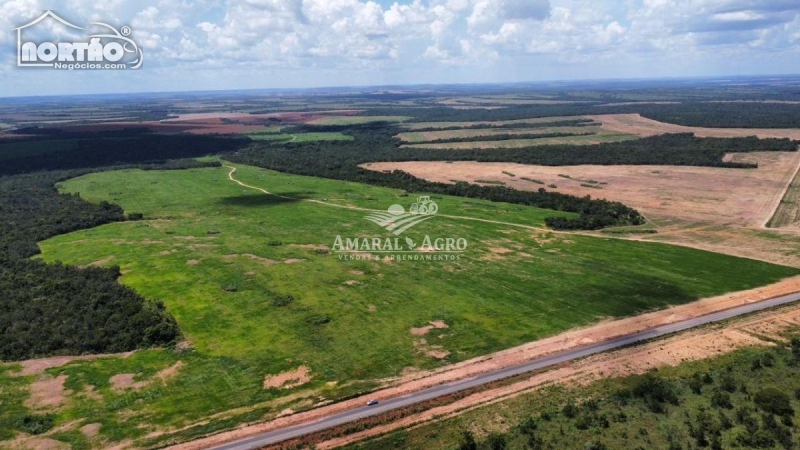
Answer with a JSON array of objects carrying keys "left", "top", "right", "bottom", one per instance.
[
  {"left": 1, "top": 164, "right": 795, "bottom": 449},
  {"left": 364, "top": 151, "right": 800, "bottom": 266},
  {"left": 396, "top": 126, "right": 603, "bottom": 143},
  {"left": 768, "top": 159, "right": 800, "bottom": 229},
  {"left": 402, "top": 117, "right": 583, "bottom": 130},
  {"left": 402, "top": 132, "right": 637, "bottom": 149},
  {"left": 590, "top": 113, "right": 800, "bottom": 139}
]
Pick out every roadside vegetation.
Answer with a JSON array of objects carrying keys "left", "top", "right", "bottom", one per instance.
[{"left": 348, "top": 337, "right": 800, "bottom": 450}]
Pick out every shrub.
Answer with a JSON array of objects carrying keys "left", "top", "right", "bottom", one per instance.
[
  {"left": 15, "top": 415, "right": 55, "bottom": 435},
  {"left": 754, "top": 388, "right": 794, "bottom": 416}
]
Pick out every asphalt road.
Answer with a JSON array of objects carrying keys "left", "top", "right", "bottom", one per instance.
[{"left": 210, "top": 290, "right": 800, "bottom": 450}]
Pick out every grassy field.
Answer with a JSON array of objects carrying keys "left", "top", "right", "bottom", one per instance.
[
  {"left": 0, "top": 139, "right": 80, "bottom": 161},
  {"left": 768, "top": 165, "right": 800, "bottom": 228},
  {"left": 1, "top": 164, "right": 797, "bottom": 448}
]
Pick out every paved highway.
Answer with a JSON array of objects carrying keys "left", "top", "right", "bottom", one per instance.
[{"left": 211, "top": 290, "right": 800, "bottom": 450}]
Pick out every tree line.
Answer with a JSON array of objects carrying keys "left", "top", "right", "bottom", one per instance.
[
  {"left": 0, "top": 153, "right": 227, "bottom": 361},
  {"left": 227, "top": 127, "right": 647, "bottom": 230}
]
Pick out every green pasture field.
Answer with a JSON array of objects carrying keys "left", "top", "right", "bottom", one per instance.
[{"left": 1, "top": 163, "right": 796, "bottom": 448}]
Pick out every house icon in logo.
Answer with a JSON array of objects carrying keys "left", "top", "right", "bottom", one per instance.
[
  {"left": 13, "top": 11, "right": 84, "bottom": 67},
  {"left": 12, "top": 10, "right": 143, "bottom": 70}
]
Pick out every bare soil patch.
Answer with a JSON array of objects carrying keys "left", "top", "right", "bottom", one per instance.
[
  {"left": 81, "top": 423, "right": 102, "bottom": 438},
  {"left": 410, "top": 321, "right": 450, "bottom": 336},
  {"left": 589, "top": 113, "right": 800, "bottom": 139},
  {"left": 264, "top": 366, "right": 312, "bottom": 390},
  {"left": 27, "top": 374, "right": 70, "bottom": 409},
  {"left": 3, "top": 436, "right": 71, "bottom": 450},
  {"left": 186, "top": 260, "right": 201, "bottom": 266},
  {"left": 224, "top": 253, "right": 277, "bottom": 266},
  {"left": 6, "top": 352, "right": 133, "bottom": 377}
]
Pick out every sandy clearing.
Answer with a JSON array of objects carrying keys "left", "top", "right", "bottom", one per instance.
[
  {"left": 26, "top": 374, "right": 70, "bottom": 409},
  {"left": 588, "top": 113, "right": 800, "bottom": 139},
  {"left": 167, "top": 275, "right": 800, "bottom": 450},
  {"left": 223, "top": 253, "right": 278, "bottom": 266},
  {"left": 411, "top": 321, "right": 450, "bottom": 336},
  {"left": 264, "top": 366, "right": 312, "bottom": 390},
  {"left": 2, "top": 436, "right": 71, "bottom": 450},
  {"left": 156, "top": 361, "right": 184, "bottom": 383},
  {"left": 110, "top": 374, "right": 141, "bottom": 391},
  {"left": 111, "top": 362, "right": 183, "bottom": 392},
  {"left": 4, "top": 352, "right": 134, "bottom": 377},
  {"left": 318, "top": 304, "right": 800, "bottom": 449},
  {"left": 80, "top": 423, "right": 102, "bottom": 438}
]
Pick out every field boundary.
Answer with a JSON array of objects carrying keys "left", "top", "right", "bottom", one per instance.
[{"left": 766, "top": 147, "right": 800, "bottom": 228}]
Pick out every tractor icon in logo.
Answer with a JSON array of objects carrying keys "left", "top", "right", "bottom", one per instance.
[
  {"left": 365, "top": 196, "right": 439, "bottom": 236},
  {"left": 409, "top": 196, "right": 438, "bottom": 216}
]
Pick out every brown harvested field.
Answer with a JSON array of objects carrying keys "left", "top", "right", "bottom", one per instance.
[
  {"left": 316, "top": 302, "right": 800, "bottom": 449},
  {"left": 768, "top": 161, "right": 800, "bottom": 229},
  {"left": 362, "top": 152, "right": 800, "bottom": 266},
  {"left": 167, "top": 275, "right": 800, "bottom": 450},
  {"left": 365, "top": 154, "right": 799, "bottom": 228},
  {"left": 396, "top": 126, "right": 603, "bottom": 143},
  {"left": 403, "top": 116, "right": 583, "bottom": 130},
  {"left": 438, "top": 97, "right": 588, "bottom": 106},
  {"left": 402, "top": 132, "right": 637, "bottom": 149},
  {"left": 589, "top": 113, "right": 800, "bottom": 139}
]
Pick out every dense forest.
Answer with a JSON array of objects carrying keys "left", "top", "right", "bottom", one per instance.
[
  {"left": 0, "top": 132, "right": 248, "bottom": 176},
  {"left": 0, "top": 157, "right": 222, "bottom": 361}
]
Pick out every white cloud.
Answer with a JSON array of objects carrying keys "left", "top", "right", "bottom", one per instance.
[{"left": 2, "top": 0, "right": 800, "bottom": 95}]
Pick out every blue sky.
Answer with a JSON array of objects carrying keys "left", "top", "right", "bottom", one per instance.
[{"left": 2, "top": 0, "right": 800, "bottom": 96}]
